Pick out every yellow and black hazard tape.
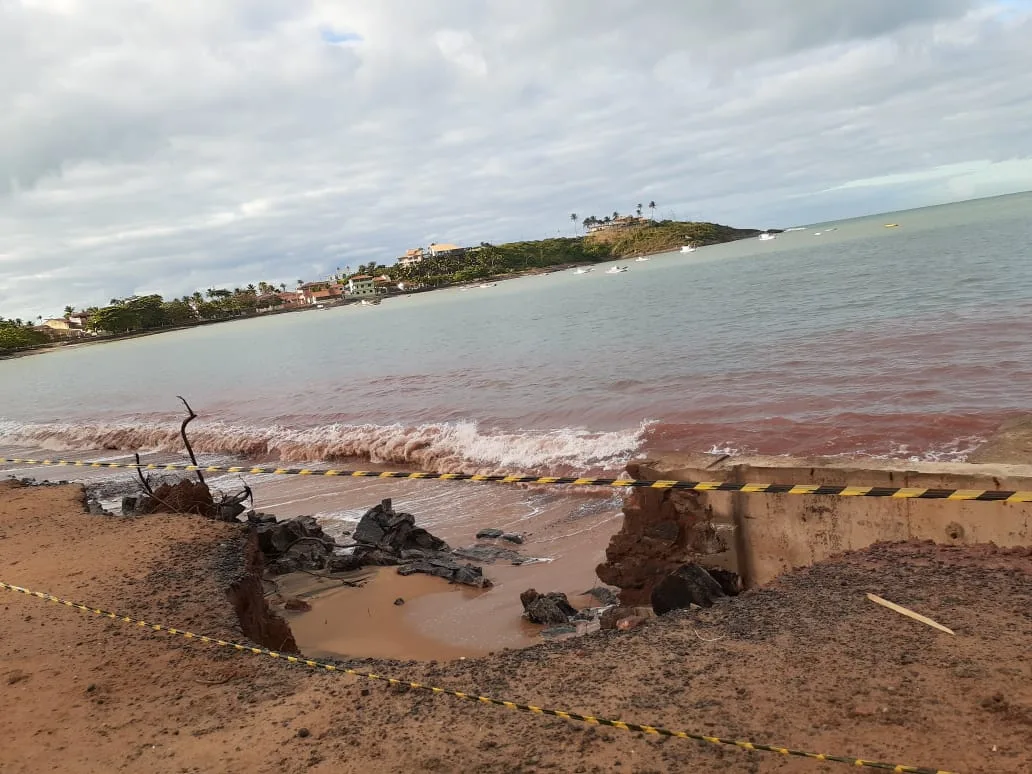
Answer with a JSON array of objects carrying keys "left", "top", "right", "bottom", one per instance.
[
  {"left": 0, "top": 579, "right": 955, "bottom": 773},
  {"left": 2, "top": 455, "right": 1031, "bottom": 503}
]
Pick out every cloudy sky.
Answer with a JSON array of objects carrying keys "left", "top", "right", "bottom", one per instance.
[{"left": 2, "top": 0, "right": 1031, "bottom": 319}]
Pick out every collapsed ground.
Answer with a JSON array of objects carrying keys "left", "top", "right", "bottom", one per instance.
[{"left": 1, "top": 479, "right": 1030, "bottom": 774}]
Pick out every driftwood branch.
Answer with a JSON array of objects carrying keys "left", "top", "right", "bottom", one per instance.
[
  {"left": 176, "top": 395, "right": 205, "bottom": 486},
  {"left": 134, "top": 453, "right": 155, "bottom": 496}
]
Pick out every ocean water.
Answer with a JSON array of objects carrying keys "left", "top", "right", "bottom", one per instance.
[{"left": 2, "top": 191, "right": 1031, "bottom": 472}]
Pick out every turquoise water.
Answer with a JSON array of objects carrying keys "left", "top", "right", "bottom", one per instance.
[{"left": 1, "top": 191, "right": 1030, "bottom": 470}]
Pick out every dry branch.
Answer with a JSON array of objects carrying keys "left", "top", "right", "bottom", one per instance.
[{"left": 176, "top": 395, "right": 205, "bottom": 486}]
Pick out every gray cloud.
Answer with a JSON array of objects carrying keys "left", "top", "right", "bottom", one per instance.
[{"left": 1, "top": 0, "right": 1031, "bottom": 318}]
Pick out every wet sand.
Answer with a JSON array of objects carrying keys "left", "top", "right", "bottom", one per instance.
[{"left": 278, "top": 568, "right": 497, "bottom": 661}]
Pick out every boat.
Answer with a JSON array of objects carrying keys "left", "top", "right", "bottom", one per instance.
[
  {"left": 634, "top": 256, "right": 650, "bottom": 262},
  {"left": 605, "top": 266, "right": 628, "bottom": 274},
  {"left": 758, "top": 232, "right": 776, "bottom": 241},
  {"left": 573, "top": 267, "right": 592, "bottom": 274},
  {"left": 680, "top": 244, "right": 696, "bottom": 253},
  {"left": 884, "top": 223, "right": 899, "bottom": 228}
]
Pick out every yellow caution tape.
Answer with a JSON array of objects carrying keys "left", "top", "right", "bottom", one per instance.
[
  {"left": 0, "top": 580, "right": 956, "bottom": 773},
  {"left": 1, "top": 457, "right": 1030, "bottom": 503}
]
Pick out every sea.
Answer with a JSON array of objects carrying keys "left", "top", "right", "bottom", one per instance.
[{"left": 1, "top": 192, "right": 1030, "bottom": 649}]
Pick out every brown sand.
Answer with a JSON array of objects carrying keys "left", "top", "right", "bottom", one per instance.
[{"left": 2, "top": 479, "right": 1031, "bottom": 773}]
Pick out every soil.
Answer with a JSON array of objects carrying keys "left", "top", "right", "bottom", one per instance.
[{"left": 2, "top": 479, "right": 1030, "bottom": 773}]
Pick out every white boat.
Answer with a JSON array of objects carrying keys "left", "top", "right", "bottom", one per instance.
[
  {"left": 574, "top": 267, "right": 592, "bottom": 274},
  {"left": 605, "top": 266, "right": 628, "bottom": 274},
  {"left": 758, "top": 232, "right": 776, "bottom": 241},
  {"left": 478, "top": 282, "right": 497, "bottom": 288},
  {"left": 680, "top": 244, "right": 696, "bottom": 253},
  {"left": 634, "top": 256, "right": 650, "bottom": 262}
]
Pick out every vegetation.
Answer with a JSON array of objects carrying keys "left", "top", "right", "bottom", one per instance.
[
  {"left": 0, "top": 317, "right": 50, "bottom": 354},
  {"left": 389, "top": 219, "right": 759, "bottom": 286}
]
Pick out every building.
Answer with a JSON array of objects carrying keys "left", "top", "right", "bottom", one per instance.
[
  {"left": 309, "top": 287, "right": 343, "bottom": 305},
  {"left": 398, "top": 248, "right": 425, "bottom": 269},
  {"left": 586, "top": 216, "right": 647, "bottom": 233},
  {"left": 346, "top": 275, "right": 377, "bottom": 297},
  {"left": 42, "top": 318, "right": 73, "bottom": 331},
  {"left": 428, "top": 242, "right": 465, "bottom": 258}
]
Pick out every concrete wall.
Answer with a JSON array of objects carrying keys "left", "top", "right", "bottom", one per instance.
[{"left": 620, "top": 454, "right": 1032, "bottom": 588}]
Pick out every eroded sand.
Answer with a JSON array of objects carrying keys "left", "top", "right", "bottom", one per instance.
[{"left": 2, "top": 479, "right": 1031, "bottom": 774}]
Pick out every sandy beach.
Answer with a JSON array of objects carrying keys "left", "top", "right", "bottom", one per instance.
[{"left": 2, "top": 478, "right": 1030, "bottom": 773}]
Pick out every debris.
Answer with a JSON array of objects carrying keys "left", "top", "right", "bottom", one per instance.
[
  {"left": 283, "top": 597, "right": 312, "bottom": 612},
  {"left": 501, "top": 532, "right": 524, "bottom": 544},
  {"left": 866, "top": 593, "right": 955, "bottom": 635},
  {"left": 475, "top": 528, "right": 504, "bottom": 539}
]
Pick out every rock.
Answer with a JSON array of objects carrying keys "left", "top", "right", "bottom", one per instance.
[
  {"left": 136, "top": 479, "right": 216, "bottom": 517},
  {"left": 296, "top": 728, "right": 310, "bottom": 739},
  {"left": 327, "top": 553, "right": 365, "bottom": 573},
  {"left": 476, "top": 528, "right": 504, "bottom": 539},
  {"left": 520, "top": 589, "right": 578, "bottom": 625},
  {"left": 583, "top": 586, "right": 620, "bottom": 607},
  {"left": 650, "top": 564, "right": 728, "bottom": 614},
  {"left": 353, "top": 499, "right": 449, "bottom": 554},
  {"left": 501, "top": 533, "right": 524, "bottom": 544},
  {"left": 453, "top": 544, "right": 527, "bottom": 565},
  {"left": 121, "top": 495, "right": 140, "bottom": 515},
  {"left": 283, "top": 597, "right": 312, "bottom": 612},
  {"left": 247, "top": 511, "right": 278, "bottom": 525},
  {"left": 394, "top": 598, "right": 405, "bottom": 606},
  {"left": 397, "top": 558, "right": 492, "bottom": 588},
  {"left": 616, "top": 616, "right": 646, "bottom": 631}
]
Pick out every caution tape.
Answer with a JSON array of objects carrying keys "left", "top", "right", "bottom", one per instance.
[
  {"left": 0, "top": 579, "right": 955, "bottom": 773},
  {"left": 2, "top": 455, "right": 1031, "bottom": 502}
]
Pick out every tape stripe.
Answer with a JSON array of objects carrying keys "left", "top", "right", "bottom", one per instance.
[
  {"left": 2, "top": 457, "right": 1030, "bottom": 502},
  {"left": 0, "top": 580, "right": 954, "bottom": 773}
]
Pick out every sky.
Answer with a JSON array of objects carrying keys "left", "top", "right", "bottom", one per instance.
[{"left": 2, "top": 0, "right": 1031, "bottom": 319}]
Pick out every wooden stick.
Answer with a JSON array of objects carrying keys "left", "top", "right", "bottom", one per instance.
[{"left": 866, "top": 593, "right": 955, "bottom": 635}]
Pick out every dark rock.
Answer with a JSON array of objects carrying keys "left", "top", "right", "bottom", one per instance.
[
  {"left": 707, "top": 568, "right": 742, "bottom": 597},
  {"left": 397, "top": 557, "right": 491, "bottom": 588},
  {"left": 501, "top": 533, "right": 524, "bottom": 544},
  {"left": 353, "top": 499, "right": 449, "bottom": 554},
  {"left": 394, "top": 598, "right": 405, "bottom": 606},
  {"left": 651, "top": 563, "right": 727, "bottom": 614},
  {"left": 327, "top": 553, "right": 365, "bottom": 573},
  {"left": 583, "top": 586, "right": 620, "bottom": 607},
  {"left": 247, "top": 511, "right": 278, "bottom": 525},
  {"left": 520, "top": 589, "right": 578, "bottom": 625},
  {"left": 476, "top": 528, "right": 504, "bottom": 539},
  {"left": 283, "top": 597, "right": 312, "bottom": 612},
  {"left": 453, "top": 544, "right": 527, "bottom": 564},
  {"left": 121, "top": 495, "right": 140, "bottom": 515},
  {"left": 297, "top": 728, "right": 310, "bottom": 739}
]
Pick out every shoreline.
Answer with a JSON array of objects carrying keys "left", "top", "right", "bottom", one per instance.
[{"left": 0, "top": 242, "right": 705, "bottom": 361}]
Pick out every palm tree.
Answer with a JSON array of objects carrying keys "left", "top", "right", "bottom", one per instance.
[
  {"left": 279, "top": 283, "right": 287, "bottom": 292},
  {"left": 648, "top": 200, "right": 656, "bottom": 220},
  {"left": 63, "top": 305, "right": 74, "bottom": 318},
  {"left": 612, "top": 210, "right": 619, "bottom": 220},
  {"left": 570, "top": 213, "right": 578, "bottom": 235}
]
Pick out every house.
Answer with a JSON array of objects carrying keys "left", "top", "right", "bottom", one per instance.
[
  {"left": 309, "top": 287, "right": 343, "bottom": 305},
  {"left": 428, "top": 242, "right": 465, "bottom": 258},
  {"left": 276, "top": 291, "right": 303, "bottom": 307},
  {"left": 398, "top": 248, "right": 425, "bottom": 269},
  {"left": 43, "top": 318, "right": 74, "bottom": 331},
  {"left": 297, "top": 281, "right": 339, "bottom": 305},
  {"left": 346, "top": 275, "right": 377, "bottom": 297}
]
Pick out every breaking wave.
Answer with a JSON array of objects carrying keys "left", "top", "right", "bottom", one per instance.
[{"left": 0, "top": 418, "right": 652, "bottom": 475}]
